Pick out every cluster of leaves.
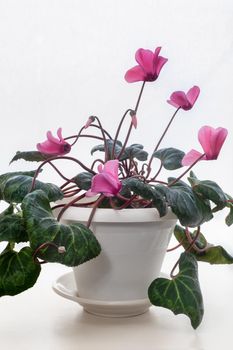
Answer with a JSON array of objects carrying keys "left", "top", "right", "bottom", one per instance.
[
  {"left": 0, "top": 144, "right": 232, "bottom": 330},
  {"left": 0, "top": 170, "right": 101, "bottom": 297}
]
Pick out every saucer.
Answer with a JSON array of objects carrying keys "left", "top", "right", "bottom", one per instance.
[{"left": 52, "top": 272, "right": 152, "bottom": 317}]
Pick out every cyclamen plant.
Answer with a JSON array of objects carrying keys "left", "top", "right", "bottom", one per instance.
[{"left": 0, "top": 47, "right": 232, "bottom": 329}]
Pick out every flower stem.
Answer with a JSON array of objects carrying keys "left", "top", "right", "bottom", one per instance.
[
  {"left": 117, "top": 81, "right": 146, "bottom": 160},
  {"left": 30, "top": 156, "right": 96, "bottom": 193},
  {"left": 170, "top": 226, "right": 201, "bottom": 278},
  {"left": 111, "top": 109, "right": 132, "bottom": 158},
  {"left": 91, "top": 117, "right": 109, "bottom": 162},
  {"left": 168, "top": 154, "right": 205, "bottom": 187},
  {"left": 147, "top": 107, "right": 181, "bottom": 177},
  {"left": 86, "top": 195, "right": 105, "bottom": 228},
  {"left": 57, "top": 193, "right": 86, "bottom": 221}
]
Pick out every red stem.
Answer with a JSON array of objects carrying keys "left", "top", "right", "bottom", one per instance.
[
  {"left": 86, "top": 195, "right": 105, "bottom": 228},
  {"left": 146, "top": 107, "right": 181, "bottom": 178},
  {"left": 168, "top": 154, "right": 205, "bottom": 187}
]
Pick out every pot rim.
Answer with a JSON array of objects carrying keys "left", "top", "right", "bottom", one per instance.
[{"left": 54, "top": 206, "right": 177, "bottom": 223}]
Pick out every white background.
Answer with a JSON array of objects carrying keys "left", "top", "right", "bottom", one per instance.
[{"left": 0, "top": 1, "right": 233, "bottom": 349}]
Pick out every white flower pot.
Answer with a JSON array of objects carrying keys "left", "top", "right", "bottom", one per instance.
[{"left": 59, "top": 207, "right": 177, "bottom": 316}]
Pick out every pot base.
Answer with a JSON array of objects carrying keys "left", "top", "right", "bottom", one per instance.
[{"left": 53, "top": 272, "right": 151, "bottom": 318}]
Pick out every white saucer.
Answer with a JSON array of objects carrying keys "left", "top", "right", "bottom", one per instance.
[{"left": 52, "top": 272, "right": 152, "bottom": 317}]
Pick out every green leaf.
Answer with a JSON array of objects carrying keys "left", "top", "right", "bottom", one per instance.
[
  {"left": 165, "top": 179, "right": 213, "bottom": 227},
  {"left": 73, "top": 172, "right": 93, "bottom": 190},
  {"left": 91, "top": 140, "right": 122, "bottom": 159},
  {"left": 153, "top": 148, "right": 185, "bottom": 170},
  {"left": 0, "top": 170, "right": 38, "bottom": 200},
  {"left": 174, "top": 225, "right": 233, "bottom": 264},
  {"left": 91, "top": 140, "right": 148, "bottom": 161},
  {"left": 120, "top": 144, "right": 148, "bottom": 161},
  {"left": 22, "top": 190, "right": 101, "bottom": 267},
  {"left": 10, "top": 151, "right": 52, "bottom": 164},
  {"left": 0, "top": 246, "right": 41, "bottom": 297},
  {"left": 2, "top": 175, "right": 63, "bottom": 203},
  {"left": 225, "top": 194, "right": 233, "bottom": 227},
  {"left": 148, "top": 252, "right": 204, "bottom": 329},
  {"left": 188, "top": 177, "right": 227, "bottom": 211},
  {"left": 0, "top": 214, "right": 28, "bottom": 243},
  {"left": 123, "top": 178, "right": 167, "bottom": 216}
]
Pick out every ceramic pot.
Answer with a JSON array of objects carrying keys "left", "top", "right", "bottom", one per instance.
[{"left": 60, "top": 207, "right": 177, "bottom": 314}]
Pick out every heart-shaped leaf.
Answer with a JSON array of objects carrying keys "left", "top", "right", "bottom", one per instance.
[
  {"left": 73, "top": 172, "right": 94, "bottom": 190},
  {"left": 0, "top": 214, "right": 28, "bottom": 243},
  {"left": 153, "top": 148, "right": 185, "bottom": 170},
  {"left": 22, "top": 190, "right": 101, "bottom": 266},
  {"left": 123, "top": 178, "right": 167, "bottom": 216},
  {"left": 0, "top": 246, "right": 41, "bottom": 297},
  {"left": 2, "top": 175, "right": 63, "bottom": 203},
  {"left": 174, "top": 225, "right": 233, "bottom": 264},
  {"left": 188, "top": 176, "right": 227, "bottom": 211},
  {"left": 165, "top": 179, "right": 213, "bottom": 227},
  {"left": 148, "top": 252, "right": 204, "bottom": 329},
  {"left": 91, "top": 140, "right": 122, "bottom": 159},
  {"left": 0, "top": 170, "right": 37, "bottom": 200},
  {"left": 10, "top": 151, "right": 52, "bottom": 164},
  {"left": 120, "top": 144, "right": 148, "bottom": 161}
]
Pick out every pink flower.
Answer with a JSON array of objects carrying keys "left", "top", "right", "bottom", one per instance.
[
  {"left": 37, "top": 128, "right": 71, "bottom": 155},
  {"left": 182, "top": 126, "right": 228, "bottom": 166},
  {"left": 167, "top": 86, "right": 200, "bottom": 110},
  {"left": 130, "top": 111, "right": 137, "bottom": 128},
  {"left": 125, "top": 47, "right": 168, "bottom": 83},
  {"left": 86, "top": 160, "right": 122, "bottom": 197},
  {"left": 84, "top": 116, "right": 95, "bottom": 129}
]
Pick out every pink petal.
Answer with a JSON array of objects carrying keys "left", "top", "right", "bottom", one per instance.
[
  {"left": 85, "top": 189, "right": 98, "bottom": 197},
  {"left": 168, "top": 91, "right": 189, "bottom": 109},
  {"left": 182, "top": 149, "right": 205, "bottom": 166},
  {"left": 153, "top": 46, "right": 162, "bottom": 58},
  {"left": 135, "top": 48, "right": 155, "bottom": 74},
  {"left": 124, "top": 65, "right": 146, "bottom": 83},
  {"left": 167, "top": 99, "right": 180, "bottom": 109},
  {"left": 46, "top": 131, "right": 60, "bottom": 145},
  {"left": 103, "top": 160, "right": 119, "bottom": 178},
  {"left": 97, "top": 164, "right": 103, "bottom": 173},
  {"left": 186, "top": 86, "right": 200, "bottom": 106},
  {"left": 37, "top": 141, "right": 61, "bottom": 154},
  {"left": 57, "top": 127, "right": 63, "bottom": 141},
  {"left": 198, "top": 126, "right": 228, "bottom": 159},
  {"left": 131, "top": 114, "right": 137, "bottom": 129},
  {"left": 91, "top": 173, "right": 121, "bottom": 196},
  {"left": 84, "top": 116, "right": 95, "bottom": 129},
  {"left": 212, "top": 127, "right": 228, "bottom": 157},
  {"left": 155, "top": 56, "right": 168, "bottom": 76}
]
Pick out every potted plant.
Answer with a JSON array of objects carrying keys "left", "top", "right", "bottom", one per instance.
[{"left": 0, "top": 46, "right": 232, "bottom": 329}]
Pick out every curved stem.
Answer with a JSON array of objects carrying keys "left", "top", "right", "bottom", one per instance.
[
  {"left": 57, "top": 193, "right": 86, "bottom": 221},
  {"left": 166, "top": 240, "right": 184, "bottom": 252},
  {"left": 91, "top": 158, "right": 105, "bottom": 170},
  {"left": 147, "top": 161, "right": 163, "bottom": 183},
  {"left": 170, "top": 226, "right": 201, "bottom": 278},
  {"left": 185, "top": 227, "right": 207, "bottom": 253},
  {"left": 117, "top": 81, "right": 146, "bottom": 160},
  {"left": 91, "top": 117, "right": 108, "bottom": 162},
  {"left": 112, "top": 109, "right": 132, "bottom": 158},
  {"left": 33, "top": 241, "right": 66, "bottom": 265},
  {"left": 30, "top": 156, "right": 96, "bottom": 193},
  {"left": 147, "top": 107, "right": 181, "bottom": 177},
  {"left": 86, "top": 195, "right": 105, "bottom": 228},
  {"left": 47, "top": 160, "right": 74, "bottom": 183},
  {"left": 168, "top": 154, "right": 205, "bottom": 187}
]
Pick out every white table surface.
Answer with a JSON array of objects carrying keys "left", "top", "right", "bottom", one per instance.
[{"left": 1, "top": 256, "right": 233, "bottom": 350}]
